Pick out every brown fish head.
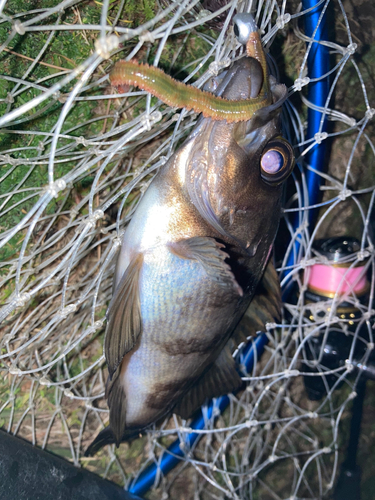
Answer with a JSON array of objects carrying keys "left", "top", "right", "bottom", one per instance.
[{"left": 184, "top": 56, "right": 294, "bottom": 272}]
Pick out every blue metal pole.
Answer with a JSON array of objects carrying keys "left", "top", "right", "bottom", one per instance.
[
  {"left": 303, "top": 0, "right": 330, "bottom": 216},
  {"left": 129, "top": 3, "right": 331, "bottom": 495},
  {"left": 285, "top": 0, "right": 330, "bottom": 280}
]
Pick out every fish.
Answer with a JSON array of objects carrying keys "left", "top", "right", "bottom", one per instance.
[{"left": 86, "top": 15, "right": 294, "bottom": 456}]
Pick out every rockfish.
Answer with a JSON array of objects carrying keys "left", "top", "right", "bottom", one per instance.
[{"left": 86, "top": 16, "right": 294, "bottom": 455}]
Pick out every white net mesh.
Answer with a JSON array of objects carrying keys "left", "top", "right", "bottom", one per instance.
[{"left": 0, "top": 0, "right": 374, "bottom": 498}]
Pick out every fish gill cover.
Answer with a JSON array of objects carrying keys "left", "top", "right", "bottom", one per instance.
[{"left": 0, "top": 1, "right": 374, "bottom": 499}]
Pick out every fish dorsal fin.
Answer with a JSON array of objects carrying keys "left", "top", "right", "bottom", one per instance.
[
  {"left": 105, "top": 253, "right": 143, "bottom": 378},
  {"left": 233, "top": 258, "right": 281, "bottom": 346},
  {"left": 168, "top": 236, "right": 243, "bottom": 296},
  {"left": 173, "top": 344, "right": 242, "bottom": 420},
  {"left": 106, "top": 369, "right": 127, "bottom": 446}
]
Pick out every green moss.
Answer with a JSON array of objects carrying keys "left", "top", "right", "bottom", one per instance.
[
  {"left": 122, "top": 0, "right": 157, "bottom": 26},
  {"left": 0, "top": 1, "right": 108, "bottom": 265}
]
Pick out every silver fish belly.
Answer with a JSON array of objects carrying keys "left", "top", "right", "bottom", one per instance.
[{"left": 87, "top": 46, "right": 294, "bottom": 456}]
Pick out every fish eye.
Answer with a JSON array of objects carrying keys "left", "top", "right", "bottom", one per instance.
[{"left": 260, "top": 139, "right": 294, "bottom": 185}]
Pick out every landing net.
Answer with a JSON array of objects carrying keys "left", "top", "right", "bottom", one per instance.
[{"left": 0, "top": 0, "right": 374, "bottom": 498}]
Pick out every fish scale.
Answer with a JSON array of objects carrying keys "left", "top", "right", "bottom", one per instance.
[{"left": 123, "top": 253, "right": 234, "bottom": 425}]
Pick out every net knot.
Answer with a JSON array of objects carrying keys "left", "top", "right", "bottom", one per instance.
[
  {"left": 95, "top": 34, "right": 119, "bottom": 59},
  {"left": 208, "top": 58, "right": 231, "bottom": 77},
  {"left": 87, "top": 209, "right": 104, "bottom": 228},
  {"left": 5, "top": 93, "right": 14, "bottom": 104},
  {"left": 285, "top": 369, "right": 299, "bottom": 378},
  {"left": 139, "top": 30, "right": 155, "bottom": 44},
  {"left": 48, "top": 179, "right": 67, "bottom": 198},
  {"left": 16, "top": 292, "right": 31, "bottom": 307},
  {"left": 357, "top": 249, "right": 369, "bottom": 261},
  {"left": 345, "top": 361, "right": 354, "bottom": 372},
  {"left": 363, "top": 310, "right": 374, "bottom": 320},
  {"left": 314, "top": 132, "right": 328, "bottom": 144},
  {"left": 141, "top": 111, "right": 162, "bottom": 131},
  {"left": 209, "top": 61, "right": 221, "bottom": 76},
  {"left": 94, "top": 319, "right": 105, "bottom": 330},
  {"left": 40, "top": 377, "right": 51, "bottom": 387},
  {"left": 276, "top": 13, "right": 291, "bottom": 29},
  {"left": 346, "top": 43, "right": 357, "bottom": 55},
  {"left": 13, "top": 20, "right": 25, "bottom": 35},
  {"left": 159, "top": 155, "right": 168, "bottom": 166},
  {"left": 76, "top": 136, "right": 89, "bottom": 147},
  {"left": 111, "top": 234, "right": 123, "bottom": 248},
  {"left": 9, "top": 366, "right": 22, "bottom": 376},
  {"left": 365, "top": 108, "right": 375, "bottom": 120},
  {"left": 294, "top": 77, "right": 310, "bottom": 91},
  {"left": 59, "top": 304, "right": 77, "bottom": 319},
  {"left": 197, "top": 9, "right": 210, "bottom": 20},
  {"left": 245, "top": 419, "right": 258, "bottom": 428},
  {"left": 265, "top": 322, "right": 277, "bottom": 330},
  {"left": 299, "top": 258, "right": 315, "bottom": 270},
  {"left": 338, "top": 188, "right": 352, "bottom": 201}
]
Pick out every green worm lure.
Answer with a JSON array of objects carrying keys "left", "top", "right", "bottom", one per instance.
[{"left": 110, "top": 25, "right": 273, "bottom": 123}]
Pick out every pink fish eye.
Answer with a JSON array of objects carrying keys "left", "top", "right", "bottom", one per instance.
[{"left": 261, "top": 149, "right": 284, "bottom": 174}]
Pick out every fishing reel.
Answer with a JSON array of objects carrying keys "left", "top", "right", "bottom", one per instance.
[{"left": 300, "top": 237, "right": 374, "bottom": 401}]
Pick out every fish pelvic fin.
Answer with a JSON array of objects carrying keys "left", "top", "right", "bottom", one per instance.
[
  {"left": 105, "top": 253, "right": 143, "bottom": 378},
  {"left": 233, "top": 257, "right": 281, "bottom": 345},
  {"left": 168, "top": 236, "right": 243, "bottom": 296},
  {"left": 174, "top": 344, "right": 242, "bottom": 420}
]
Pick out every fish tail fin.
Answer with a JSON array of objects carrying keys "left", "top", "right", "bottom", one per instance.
[
  {"left": 84, "top": 425, "right": 142, "bottom": 456},
  {"left": 84, "top": 426, "right": 116, "bottom": 456}
]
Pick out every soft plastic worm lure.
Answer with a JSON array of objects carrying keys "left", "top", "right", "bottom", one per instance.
[{"left": 110, "top": 16, "right": 272, "bottom": 123}]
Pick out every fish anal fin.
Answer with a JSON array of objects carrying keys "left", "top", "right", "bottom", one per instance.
[
  {"left": 233, "top": 258, "right": 281, "bottom": 345},
  {"left": 105, "top": 253, "right": 143, "bottom": 378},
  {"left": 168, "top": 236, "right": 243, "bottom": 296},
  {"left": 174, "top": 345, "right": 242, "bottom": 420}
]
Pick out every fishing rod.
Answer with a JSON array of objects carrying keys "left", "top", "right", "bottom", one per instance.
[{"left": 128, "top": 1, "right": 330, "bottom": 496}]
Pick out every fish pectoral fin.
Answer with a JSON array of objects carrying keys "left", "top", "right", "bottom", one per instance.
[
  {"left": 106, "top": 369, "right": 127, "bottom": 447},
  {"left": 169, "top": 236, "right": 243, "bottom": 296},
  {"left": 105, "top": 253, "right": 143, "bottom": 378},
  {"left": 174, "top": 345, "right": 242, "bottom": 420},
  {"left": 233, "top": 258, "right": 281, "bottom": 345}
]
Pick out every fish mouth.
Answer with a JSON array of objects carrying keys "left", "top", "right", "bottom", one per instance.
[
  {"left": 207, "top": 56, "right": 287, "bottom": 139},
  {"left": 214, "top": 57, "right": 265, "bottom": 101}
]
